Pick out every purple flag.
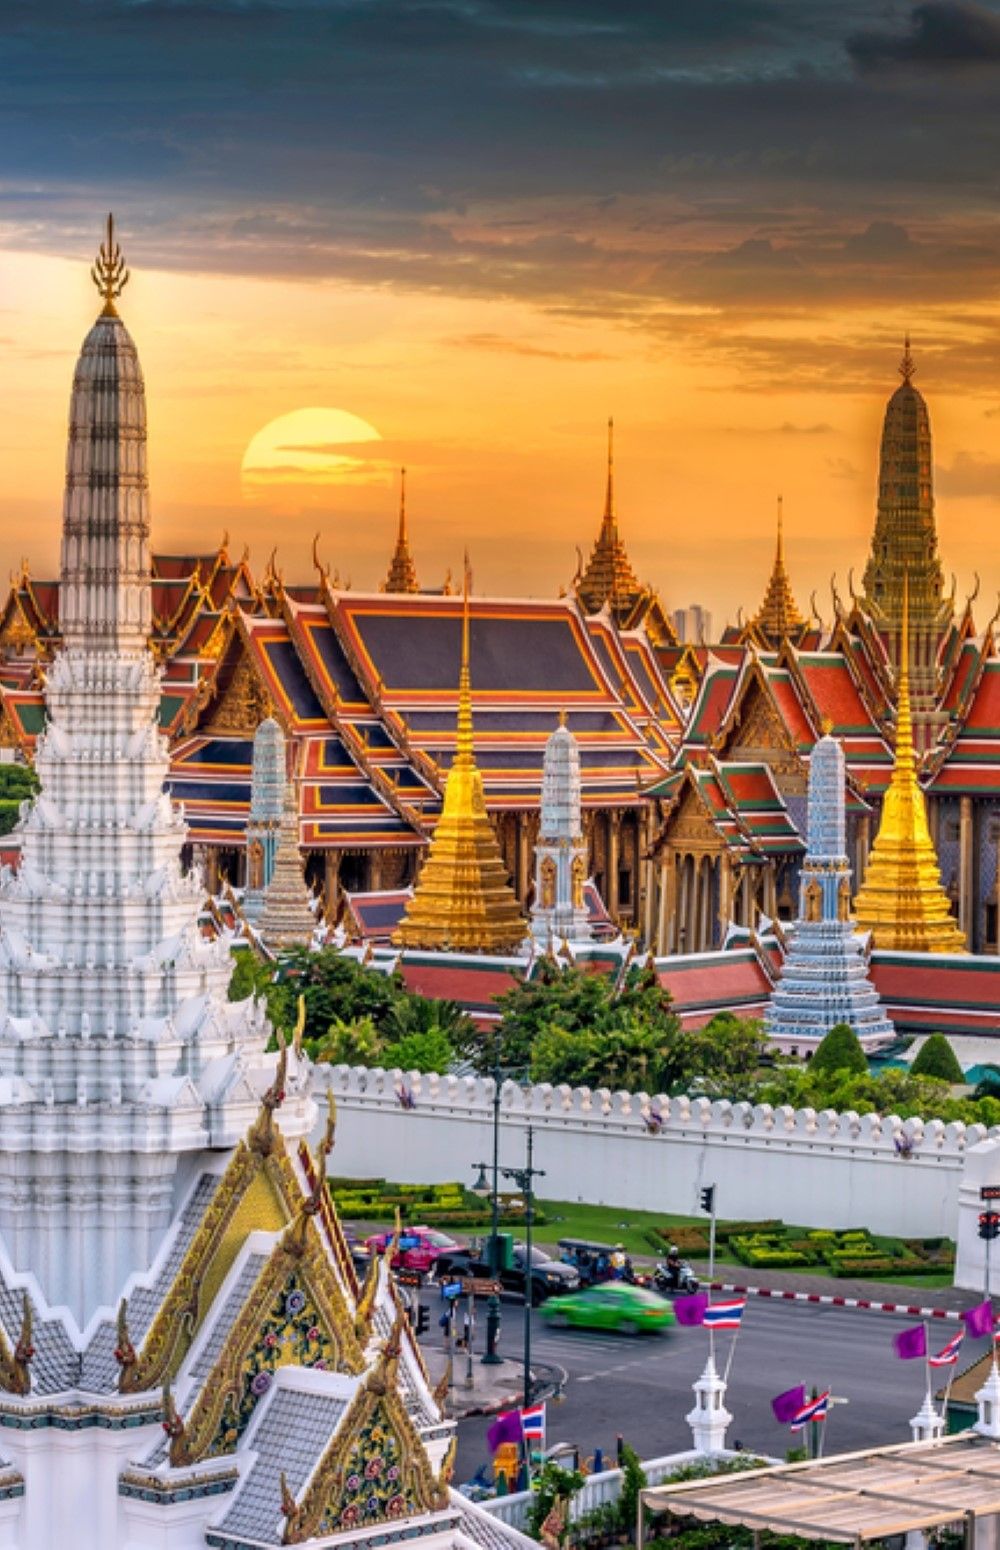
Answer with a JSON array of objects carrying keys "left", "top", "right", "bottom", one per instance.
[
  {"left": 894, "top": 1324, "right": 927, "bottom": 1360},
  {"left": 674, "top": 1293, "right": 709, "bottom": 1327},
  {"left": 771, "top": 1385, "right": 807, "bottom": 1424},
  {"left": 963, "top": 1301, "right": 996, "bottom": 1339},
  {"left": 487, "top": 1410, "right": 523, "bottom": 1453}
]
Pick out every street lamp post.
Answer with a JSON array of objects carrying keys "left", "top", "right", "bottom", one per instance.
[
  {"left": 498, "top": 1124, "right": 545, "bottom": 1410},
  {"left": 472, "top": 1026, "right": 504, "bottom": 1365}
]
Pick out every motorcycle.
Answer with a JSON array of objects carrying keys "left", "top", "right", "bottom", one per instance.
[{"left": 654, "top": 1260, "right": 699, "bottom": 1296}]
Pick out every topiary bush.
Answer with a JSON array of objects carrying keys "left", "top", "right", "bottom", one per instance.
[
  {"left": 810, "top": 1022, "right": 868, "bottom": 1076},
  {"left": 910, "top": 1033, "right": 964, "bottom": 1084}
]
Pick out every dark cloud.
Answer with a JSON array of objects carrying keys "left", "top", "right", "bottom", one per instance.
[
  {"left": 1, "top": 0, "right": 1000, "bottom": 336},
  {"left": 848, "top": 2, "right": 1000, "bottom": 71}
]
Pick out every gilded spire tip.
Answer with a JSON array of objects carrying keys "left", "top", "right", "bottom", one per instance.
[
  {"left": 899, "top": 332, "right": 915, "bottom": 384},
  {"left": 91, "top": 212, "right": 129, "bottom": 317},
  {"left": 604, "top": 416, "right": 615, "bottom": 524}
]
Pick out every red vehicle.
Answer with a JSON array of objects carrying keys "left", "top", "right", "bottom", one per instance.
[{"left": 364, "top": 1226, "right": 466, "bottom": 1274}]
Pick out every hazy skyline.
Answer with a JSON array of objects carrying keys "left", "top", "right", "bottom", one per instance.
[{"left": 2, "top": 0, "right": 999, "bottom": 623}]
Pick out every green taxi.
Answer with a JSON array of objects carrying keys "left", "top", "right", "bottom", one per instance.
[{"left": 539, "top": 1283, "right": 676, "bottom": 1335}]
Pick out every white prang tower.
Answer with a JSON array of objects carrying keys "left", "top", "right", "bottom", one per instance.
[
  {"left": 530, "top": 714, "right": 592, "bottom": 944},
  {"left": 0, "top": 218, "right": 312, "bottom": 1327}
]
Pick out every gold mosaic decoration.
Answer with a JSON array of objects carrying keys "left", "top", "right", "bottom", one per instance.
[
  {"left": 281, "top": 1320, "right": 447, "bottom": 1545},
  {"left": 169, "top": 1208, "right": 365, "bottom": 1467},
  {"left": 119, "top": 1109, "right": 300, "bottom": 1395}
]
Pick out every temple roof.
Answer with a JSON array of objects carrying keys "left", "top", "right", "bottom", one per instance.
[{"left": 747, "top": 502, "right": 807, "bottom": 646}]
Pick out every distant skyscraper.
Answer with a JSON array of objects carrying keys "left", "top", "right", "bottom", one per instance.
[{"left": 671, "top": 604, "right": 712, "bottom": 644}]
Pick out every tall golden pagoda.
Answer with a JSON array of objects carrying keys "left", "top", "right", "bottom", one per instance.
[
  {"left": 576, "top": 418, "right": 645, "bottom": 619},
  {"left": 394, "top": 567, "right": 527, "bottom": 952},
  {"left": 853, "top": 576, "right": 965, "bottom": 953},
  {"left": 384, "top": 467, "right": 420, "bottom": 593},
  {"left": 750, "top": 497, "right": 805, "bottom": 644}
]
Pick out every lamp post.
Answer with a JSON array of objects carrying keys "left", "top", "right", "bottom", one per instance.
[
  {"left": 498, "top": 1124, "right": 545, "bottom": 1409},
  {"left": 471, "top": 1026, "right": 504, "bottom": 1365}
]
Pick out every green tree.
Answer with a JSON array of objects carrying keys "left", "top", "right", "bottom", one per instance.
[
  {"left": 974, "top": 1064, "right": 1000, "bottom": 1101},
  {"left": 273, "top": 946, "right": 403, "bottom": 1043},
  {"left": 388, "top": 1027, "right": 455, "bottom": 1074},
  {"left": 809, "top": 1022, "right": 868, "bottom": 1077},
  {"left": 380, "top": 993, "right": 472, "bottom": 1055},
  {"left": 910, "top": 1033, "right": 964, "bottom": 1084},
  {"left": 314, "top": 1015, "right": 383, "bottom": 1066},
  {"left": 0, "top": 762, "right": 38, "bottom": 838}
]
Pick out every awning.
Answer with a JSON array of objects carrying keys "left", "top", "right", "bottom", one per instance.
[{"left": 640, "top": 1434, "right": 1000, "bottom": 1544}]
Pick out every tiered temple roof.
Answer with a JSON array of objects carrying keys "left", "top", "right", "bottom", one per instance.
[
  {"left": 383, "top": 468, "right": 420, "bottom": 594},
  {"left": 746, "top": 501, "right": 808, "bottom": 647}
]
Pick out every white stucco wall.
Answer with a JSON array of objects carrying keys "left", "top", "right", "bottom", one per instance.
[{"left": 316, "top": 1066, "right": 997, "bottom": 1239}]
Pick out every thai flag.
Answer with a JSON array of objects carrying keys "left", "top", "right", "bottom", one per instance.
[
  {"left": 790, "top": 1391, "right": 830, "bottom": 1431},
  {"left": 703, "top": 1299, "right": 746, "bottom": 1330},
  {"left": 929, "top": 1331, "right": 965, "bottom": 1368},
  {"left": 521, "top": 1403, "right": 546, "bottom": 1441}
]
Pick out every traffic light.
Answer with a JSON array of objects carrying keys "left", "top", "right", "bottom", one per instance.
[
  {"left": 979, "top": 1212, "right": 1000, "bottom": 1242},
  {"left": 415, "top": 1304, "right": 430, "bottom": 1336},
  {"left": 700, "top": 1186, "right": 716, "bottom": 1215}
]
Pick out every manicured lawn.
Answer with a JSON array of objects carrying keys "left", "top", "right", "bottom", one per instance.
[{"left": 533, "top": 1198, "right": 703, "bottom": 1258}]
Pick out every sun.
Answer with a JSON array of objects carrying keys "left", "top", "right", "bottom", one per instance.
[{"left": 240, "top": 407, "right": 391, "bottom": 502}]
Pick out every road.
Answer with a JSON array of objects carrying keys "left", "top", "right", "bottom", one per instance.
[{"left": 449, "top": 1298, "right": 956, "bottom": 1483}]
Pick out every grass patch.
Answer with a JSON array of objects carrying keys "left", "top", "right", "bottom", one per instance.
[{"left": 532, "top": 1200, "right": 708, "bottom": 1257}]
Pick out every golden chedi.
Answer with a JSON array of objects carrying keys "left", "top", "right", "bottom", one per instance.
[
  {"left": 395, "top": 570, "right": 527, "bottom": 953},
  {"left": 853, "top": 576, "right": 965, "bottom": 953}
]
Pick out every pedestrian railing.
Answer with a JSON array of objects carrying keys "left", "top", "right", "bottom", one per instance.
[{"left": 482, "top": 1450, "right": 742, "bottom": 1533}]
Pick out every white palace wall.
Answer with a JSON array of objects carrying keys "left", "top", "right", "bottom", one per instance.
[{"left": 315, "top": 1066, "right": 999, "bottom": 1238}]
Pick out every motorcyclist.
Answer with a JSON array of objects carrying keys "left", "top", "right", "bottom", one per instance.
[{"left": 664, "top": 1244, "right": 682, "bottom": 1290}]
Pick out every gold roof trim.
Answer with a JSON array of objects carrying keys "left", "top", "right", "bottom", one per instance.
[
  {"left": 119, "top": 1120, "right": 300, "bottom": 1394},
  {"left": 167, "top": 1209, "right": 365, "bottom": 1468}
]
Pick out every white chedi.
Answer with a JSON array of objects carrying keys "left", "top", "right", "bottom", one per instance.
[{"left": 0, "top": 290, "right": 312, "bottom": 1326}]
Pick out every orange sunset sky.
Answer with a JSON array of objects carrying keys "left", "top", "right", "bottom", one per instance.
[{"left": 3, "top": 1, "right": 1000, "bottom": 628}]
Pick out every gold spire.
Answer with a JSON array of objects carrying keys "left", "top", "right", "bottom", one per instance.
[
  {"left": 91, "top": 213, "right": 129, "bottom": 318},
  {"left": 749, "top": 496, "right": 805, "bottom": 643},
  {"left": 395, "top": 560, "right": 526, "bottom": 953},
  {"left": 853, "top": 573, "right": 965, "bottom": 952},
  {"left": 900, "top": 332, "right": 915, "bottom": 385},
  {"left": 576, "top": 417, "right": 644, "bottom": 620},
  {"left": 384, "top": 466, "right": 419, "bottom": 593}
]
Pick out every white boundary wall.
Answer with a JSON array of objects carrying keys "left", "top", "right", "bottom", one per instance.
[{"left": 316, "top": 1066, "right": 1000, "bottom": 1238}]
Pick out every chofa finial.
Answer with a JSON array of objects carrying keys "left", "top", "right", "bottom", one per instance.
[{"left": 91, "top": 213, "right": 129, "bottom": 317}]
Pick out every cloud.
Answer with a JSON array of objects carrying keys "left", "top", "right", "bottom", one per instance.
[
  {"left": 936, "top": 451, "right": 1000, "bottom": 497},
  {"left": 448, "top": 332, "right": 613, "bottom": 361},
  {"left": 848, "top": 1, "right": 1000, "bottom": 71}
]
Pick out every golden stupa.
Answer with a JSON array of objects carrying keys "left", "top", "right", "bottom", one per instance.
[
  {"left": 751, "top": 497, "right": 805, "bottom": 642},
  {"left": 394, "top": 567, "right": 527, "bottom": 953},
  {"left": 853, "top": 575, "right": 965, "bottom": 953}
]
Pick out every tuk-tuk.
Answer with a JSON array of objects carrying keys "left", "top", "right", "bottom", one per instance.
[{"left": 556, "top": 1237, "right": 621, "bottom": 1285}]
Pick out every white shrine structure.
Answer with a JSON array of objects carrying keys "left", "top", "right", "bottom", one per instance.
[
  {"left": 0, "top": 218, "right": 497, "bottom": 1550},
  {"left": 530, "top": 715, "right": 592, "bottom": 945}
]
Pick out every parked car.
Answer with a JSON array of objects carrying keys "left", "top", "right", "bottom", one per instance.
[
  {"left": 364, "top": 1226, "right": 466, "bottom": 1274},
  {"left": 433, "top": 1244, "right": 580, "bottom": 1304},
  {"left": 540, "top": 1283, "right": 676, "bottom": 1335}
]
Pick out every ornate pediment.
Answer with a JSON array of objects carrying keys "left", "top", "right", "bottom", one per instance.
[
  {"left": 663, "top": 779, "right": 723, "bottom": 851},
  {"left": 169, "top": 1215, "right": 365, "bottom": 1466},
  {"left": 203, "top": 651, "right": 275, "bottom": 735},
  {"left": 119, "top": 1134, "right": 300, "bottom": 1395}
]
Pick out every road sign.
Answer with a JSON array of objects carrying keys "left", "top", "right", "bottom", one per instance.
[
  {"left": 982, "top": 1186, "right": 1000, "bottom": 1201},
  {"left": 463, "top": 1277, "right": 502, "bottom": 1297},
  {"left": 443, "top": 1280, "right": 464, "bottom": 1299}
]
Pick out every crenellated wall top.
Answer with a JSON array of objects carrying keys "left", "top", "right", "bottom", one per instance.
[{"left": 319, "top": 1064, "right": 996, "bottom": 1158}]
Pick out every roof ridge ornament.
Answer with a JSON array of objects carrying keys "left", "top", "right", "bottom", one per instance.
[{"left": 91, "top": 212, "right": 129, "bottom": 318}]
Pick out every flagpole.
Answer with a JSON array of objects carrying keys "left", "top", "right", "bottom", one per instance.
[
  {"left": 722, "top": 1323, "right": 740, "bottom": 1386},
  {"left": 923, "top": 1320, "right": 933, "bottom": 1412},
  {"left": 816, "top": 1391, "right": 829, "bottom": 1460}
]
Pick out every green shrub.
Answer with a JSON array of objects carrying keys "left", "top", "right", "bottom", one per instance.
[
  {"left": 810, "top": 1022, "right": 868, "bottom": 1076},
  {"left": 910, "top": 1033, "right": 964, "bottom": 1084},
  {"left": 830, "top": 1255, "right": 939, "bottom": 1277}
]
